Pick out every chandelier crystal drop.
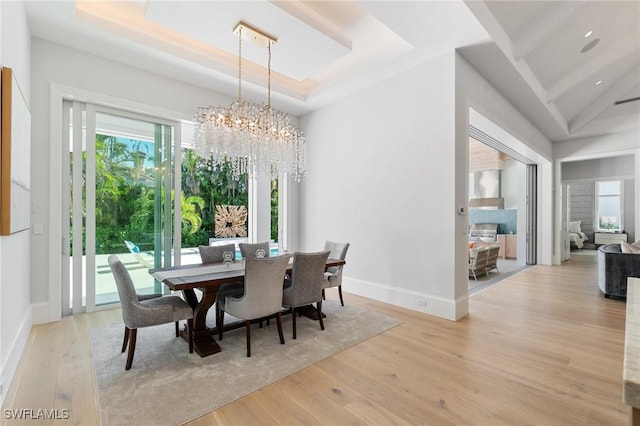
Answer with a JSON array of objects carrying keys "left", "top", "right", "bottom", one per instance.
[{"left": 193, "top": 22, "right": 306, "bottom": 181}]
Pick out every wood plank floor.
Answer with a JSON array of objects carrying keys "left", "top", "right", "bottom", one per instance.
[{"left": 1, "top": 254, "right": 628, "bottom": 425}]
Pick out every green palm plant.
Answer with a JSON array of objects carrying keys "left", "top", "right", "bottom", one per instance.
[{"left": 131, "top": 188, "right": 205, "bottom": 235}]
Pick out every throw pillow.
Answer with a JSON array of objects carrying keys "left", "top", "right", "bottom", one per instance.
[
  {"left": 569, "top": 221, "right": 581, "bottom": 233},
  {"left": 468, "top": 241, "right": 475, "bottom": 249},
  {"left": 621, "top": 241, "right": 640, "bottom": 254}
]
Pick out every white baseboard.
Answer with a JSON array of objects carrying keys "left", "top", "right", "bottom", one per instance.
[
  {"left": 1, "top": 306, "right": 32, "bottom": 406},
  {"left": 343, "top": 277, "right": 467, "bottom": 321}
]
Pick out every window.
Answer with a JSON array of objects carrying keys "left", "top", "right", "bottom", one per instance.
[{"left": 596, "top": 180, "right": 623, "bottom": 232}]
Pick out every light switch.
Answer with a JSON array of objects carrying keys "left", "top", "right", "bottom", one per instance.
[{"left": 33, "top": 223, "right": 44, "bottom": 234}]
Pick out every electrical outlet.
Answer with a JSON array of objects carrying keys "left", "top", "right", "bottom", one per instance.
[{"left": 418, "top": 300, "right": 428, "bottom": 307}]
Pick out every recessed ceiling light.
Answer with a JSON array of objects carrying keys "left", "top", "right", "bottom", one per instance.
[
  {"left": 595, "top": 80, "right": 603, "bottom": 86},
  {"left": 584, "top": 30, "right": 593, "bottom": 38},
  {"left": 580, "top": 38, "right": 600, "bottom": 53}
]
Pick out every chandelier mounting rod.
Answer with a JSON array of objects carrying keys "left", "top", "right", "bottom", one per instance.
[{"left": 232, "top": 22, "right": 277, "bottom": 49}]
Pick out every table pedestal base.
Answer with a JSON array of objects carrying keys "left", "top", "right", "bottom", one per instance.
[
  {"left": 180, "top": 328, "right": 221, "bottom": 357},
  {"left": 296, "top": 304, "right": 326, "bottom": 320}
]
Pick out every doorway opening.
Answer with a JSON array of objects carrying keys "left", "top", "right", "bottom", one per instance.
[{"left": 467, "top": 126, "right": 535, "bottom": 295}]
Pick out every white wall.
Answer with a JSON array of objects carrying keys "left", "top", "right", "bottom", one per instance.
[
  {"left": 0, "top": 1, "right": 31, "bottom": 406},
  {"left": 300, "top": 49, "right": 555, "bottom": 321},
  {"left": 301, "top": 51, "right": 459, "bottom": 319},
  {"left": 562, "top": 155, "right": 635, "bottom": 180}
]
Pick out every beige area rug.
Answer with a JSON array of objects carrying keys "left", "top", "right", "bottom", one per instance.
[{"left": 90, "top": 300, "right": 401, "bottom": 426}]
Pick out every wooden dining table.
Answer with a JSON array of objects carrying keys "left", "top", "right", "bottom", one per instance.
[{"left": 150, "top": 257, "right": 346, "bottom": 357}]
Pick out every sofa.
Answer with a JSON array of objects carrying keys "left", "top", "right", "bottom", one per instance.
[{"left": 597, "top": 244, "right": 640, "bottom": 298}]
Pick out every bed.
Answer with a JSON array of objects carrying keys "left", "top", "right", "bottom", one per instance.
[{"left": 569, "top": 221, "right": 588, "bottom": 249}]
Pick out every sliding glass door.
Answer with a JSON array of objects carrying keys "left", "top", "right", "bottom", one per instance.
[{"left": 62, "top": 102, "right": 178, "bottom": 314}]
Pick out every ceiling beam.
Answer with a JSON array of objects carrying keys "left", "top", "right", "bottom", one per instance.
[
  {"left": 569, "top": 112, "right": 640, "bottom": 139},
  {"left": 513, "top": 2, "right": 585, "bottom": 61},
  {"left": 546, "top": 41, "right": 639, "bottom": 103},
  {"left": 464, "top": 0, "right": 569, "bottom": 136},
  {"left": 569, "top": 66, "right": 640, "bottom": 133}
]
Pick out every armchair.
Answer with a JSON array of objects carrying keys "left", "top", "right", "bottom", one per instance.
[{"left": 322, "top": 241, "right": 350, "bottom": 306}]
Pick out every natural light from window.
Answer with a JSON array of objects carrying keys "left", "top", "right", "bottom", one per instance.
[{"left": 596, "top": 180, "right": 623, "bottom": 232}]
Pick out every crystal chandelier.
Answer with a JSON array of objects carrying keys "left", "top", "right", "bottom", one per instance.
[{"left": 193, "top": 22, "right": 306, "bottom": 181}]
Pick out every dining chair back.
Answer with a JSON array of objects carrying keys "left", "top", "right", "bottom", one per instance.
[
  {"left": 282, "top": 250, "right": 331, "bottom": 339},
  {"left": 239, "top": 242, "right": 270, "bottom": 259},
  {"left": 218, "top": 255, "right": 291, "bottom": 356},
  {"left": 199, "top": 243, "right": 236, "bottom": 264}
]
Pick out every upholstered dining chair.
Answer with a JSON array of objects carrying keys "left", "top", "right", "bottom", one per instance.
[
  {"left": 198, "top": 243, "right": 236, "bottom": 264},
  {"left": 218, "top": 255, "right": 290, "bottom": 357},
  {"left": 322, "top": 241, "right": 350, "bottom": 306},
  {"left": 282, "top": 250, "right": 331, "bottom": 339},
  {"left": 239, "top": 242, "right": 271, "bottom": 259},
  {"left": 199, "top": 244, "right": 245, "bottom": 335},
  {"left": 108, "top": 255, "right": 194, "bottom": 370}
]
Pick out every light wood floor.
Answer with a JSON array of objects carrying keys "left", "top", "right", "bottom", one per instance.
[{"left": 2, "top": 255, "right": 628, "bottom": 425}]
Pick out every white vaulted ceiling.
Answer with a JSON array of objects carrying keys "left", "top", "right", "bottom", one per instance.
[
  {"left": 23, "top": 1, "right": 640, "bottom": 142},
  {"left": 463, "top": 0, "right": 640, "bottom": 141}
]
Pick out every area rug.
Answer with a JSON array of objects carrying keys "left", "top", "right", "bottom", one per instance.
[{"left": 90, "top": 300, "right": 401, "bottom": 426}]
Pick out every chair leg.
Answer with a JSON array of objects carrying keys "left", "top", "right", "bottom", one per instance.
[
  {"left": 187, "top": 318, "right": 194, "bottom": 354},
  {"left": 245, "top": 320, "right": 251, "bottom": 357},
  {"left": 338, "top": 285, "right": 344, "bottom": 306},
  {"left": 218, "top": 310, "right": 224, "bottom": 341},
  {"left": 317, "top": 300, "right": 325, "bottom": 331},
  {"left": 291, "top": 307, "right": 297, "bottom": 340},
  {"left": 122, "top": 327, "right": 129, "bottom": 353},
  {"left": 322, "top": 289, "right": 326, "bottom": 300},
  {"left": 276, "top": 312, "right": 285, "bottom": 344},
  {"left": 216, "top": 305, "right": 223, "bottom": 340},
  {"left": 175, "top": 321, "right": 179, "bottom": 337},
  {"left": 125, "top": 328, "right": 137, "bottom": 370}
]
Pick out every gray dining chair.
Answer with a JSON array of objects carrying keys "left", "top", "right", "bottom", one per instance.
[
  {"left": 239, "top": 242, "right": 271, "bottom": 259},
  {"left": 108, "top": 254, "right": 194, "bottom": 370},
  {"left": 282, "top": 250, "right": 330, "bottom": 339},
  {"left": 198, "top": 243, "right": 236, "bottom": 264},
  {"left": 218, "top": 255, "right": 290, "bottom": 357},
  {"left": 228, "top": 242, "right": 278, "bottom": 330},
  {"left": 198, "top": 243, "right": 245, "bottom": 334},
  {"left": 322, "top": 241, "right": 350, "bottom": 306}
]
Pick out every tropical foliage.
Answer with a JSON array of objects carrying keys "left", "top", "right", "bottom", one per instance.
[{"left": 78, "top": 134, "right": 276, "bottom": 254}]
